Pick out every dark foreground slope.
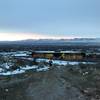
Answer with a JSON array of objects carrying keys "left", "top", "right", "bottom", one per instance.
[{"left": 0, "top": 63, "right": 100, "bottom": 100}]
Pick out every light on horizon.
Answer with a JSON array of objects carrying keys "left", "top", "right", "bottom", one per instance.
[{"left": 0, "top": 32, "right": 79, "bottom": 41}]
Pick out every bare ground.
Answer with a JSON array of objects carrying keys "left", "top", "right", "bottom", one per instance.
[{"left": 0, "top": 64, "right": 100, "bottom": 100}]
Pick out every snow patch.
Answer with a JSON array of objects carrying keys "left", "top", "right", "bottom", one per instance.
[
  {"left": 0, "top": 68, "right": 4, "bottom": 72},
  {"left": 1, "top": 63, "right": 10, "bottom": 69},
  {"left": 0, "top": 65, "right": 49, "bottom": 76},
  {"left": 14, "top": 53, "right": 28, "bottom": 57},
  {"left": 37, "top": 66, "right": 49, "bottom": 72},
  {"left": 21, "top": 65, "right": 38, "bottom": 70},
  {"left": 36, "top": 58, "right": 95, "bottom": 66},
  {"left": 0, "top": 69, "right": 25, "bottom": 76}
]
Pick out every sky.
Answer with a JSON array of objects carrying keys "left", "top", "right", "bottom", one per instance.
[{"left": 0, "top": 0, "right": 100, "bottom": 40}]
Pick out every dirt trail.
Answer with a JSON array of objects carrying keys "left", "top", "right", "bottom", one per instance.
[
  {"left": 0, "top": 67, "right": 86, "bottom": 100},
  {"left": 26, "top": 70, "right": 85, "bottom": 100}
]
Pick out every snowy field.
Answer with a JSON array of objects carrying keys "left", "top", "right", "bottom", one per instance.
[
  {"left": 0, "top": 51, "right": 96, "bottom": 76},
  {"left": 36, "top": 58, "right": 95, "bottom": 66},
  {"left": 0, "top": 65, "right": 50, "bottom": 76}
]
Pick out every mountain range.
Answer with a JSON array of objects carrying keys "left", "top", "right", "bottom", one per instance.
[{"left": 0, "top": 38, "right": 100, "bottom": 46}]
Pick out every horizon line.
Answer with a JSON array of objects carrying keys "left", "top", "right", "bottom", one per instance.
[
  {"left": 0, "top": 37, "right": 98, "bottom": 42},
  {"left": 0, "top": 32, "right": 99, "bottom": 41}
]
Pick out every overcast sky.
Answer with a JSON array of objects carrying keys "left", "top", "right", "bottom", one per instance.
[{"left": 0, "top": 0, "right": 99, "bottom": 40}]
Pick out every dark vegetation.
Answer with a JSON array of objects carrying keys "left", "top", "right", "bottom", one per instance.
[{"left": 0, "top": 44, "right": 100, "bottom": 52}]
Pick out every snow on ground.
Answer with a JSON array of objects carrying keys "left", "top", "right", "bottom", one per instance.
[
  {"left": 19, "top": 57, "right": 33, "bottom": 61},
  {"left": 0, "top": 69, "right": 25, "bottom": 76},
  {"left": 0, "top": 51, "right": 96, "bottom": 76},
  {"left": 1, "top": 63, "right": 10, "bottom": 69},
  {"left": 0, "top": 65, "right": 50, "bottom": 76},
  {"left": 13, "top": 53, "right": 28, "bottom": 57},
  {"left": 0, "top": 68, "right": 4, "bottom": 73},
  {"left": 0, "top": 59, "right": 95, "bottom": 76},
  {"left": 21, "top": 65, "right": 38, "bottom": 70},
  {"left": 36, "top": 58, "right": 95, "bottom": 66},
  {"left": 0, "top": 51, "right": 30, "bottom": 57},
  {"left": 17, "top": 57, "right": 93, "bottom": 66},
  {"left": 37, "top": 66, "right": 50, "bottom": 72}
]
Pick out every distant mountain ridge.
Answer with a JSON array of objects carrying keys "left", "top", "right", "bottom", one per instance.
[{"left": 0, "top": 38, "right": 100, "bottom": 46}]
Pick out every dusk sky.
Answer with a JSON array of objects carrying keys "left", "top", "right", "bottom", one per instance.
[{"left": 0, "top": 0, "right": 99, "bottom": 40}]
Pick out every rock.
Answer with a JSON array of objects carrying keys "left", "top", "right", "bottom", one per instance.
[{"left": 5, "top": 88, "right": 9, "bottom": 92}]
